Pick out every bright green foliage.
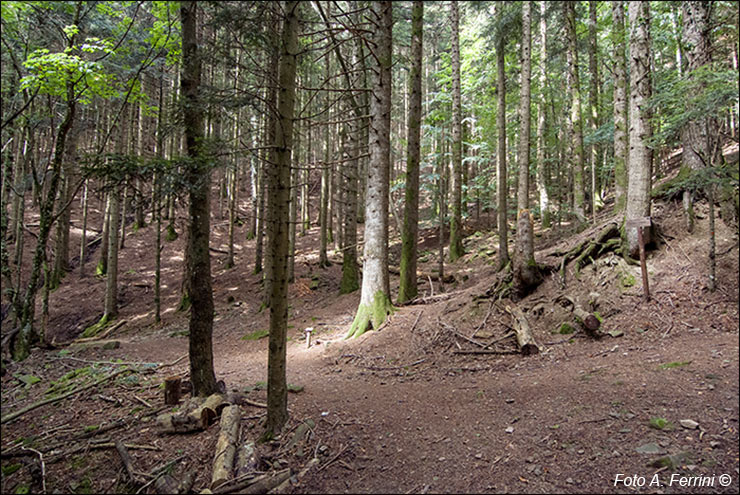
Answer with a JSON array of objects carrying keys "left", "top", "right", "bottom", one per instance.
[{"left": 20, "top": 45, "right": 115, "bottom": 103}]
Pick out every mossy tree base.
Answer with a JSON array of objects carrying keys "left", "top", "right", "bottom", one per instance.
[
  {"left": 345, "top": 291, "right": 394, "bottom": 339},
  {"left": 81, "top": 313, "right": 112, "bottom": 338}
]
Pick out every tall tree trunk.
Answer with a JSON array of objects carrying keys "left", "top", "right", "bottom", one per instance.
[
  {"left": 513, "top": 1, "right": 540, "bottom": 298},
  {"left": 624, "top": 1, "right": 653, "bottom": 257},
  {"left": 565, "top": 2, "right": 586, "bottom": 224},
  {"left": 347, "top": 1, "right": 394, "bottom": 339},
  {"left": 181, "top": 0, "right": 218, "bottom": 397},
  {"left": 398, "top": 0, "right": 423, "bottom": 304},
  {"left": 449, "top": 1, "right": 464, "bottom": 261},
  {"left": 536, "top": 1, "right": 550, "bottom": 229},
  {"left": 680, "top": 1, "right": 712, "bottom": 233},
  {"left": 265, "top": 0, "right": 299, "bottom": 438},
  {"left": 612, "top": 0, "right": 629, "bottom": 214},
  {"left": 495, "top": 3, "right": 509, "bottom": 270},
  {"left": 588, "top": 0, "right": 601, "bottom": 220},
  {"left": 97, "top": 192, "right": 110, "bottom": 276},
  {"left": 14, "top": 0, "right": 80, "bottom": 360}
]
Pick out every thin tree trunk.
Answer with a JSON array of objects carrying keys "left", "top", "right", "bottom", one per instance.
[
  {"left": 513, "top": 1, "right": 540, "bottom": 298},
  {"left": 265, "top": 0, "right": 299, "bottom": 437},
  {"left": 536, "top": 1, "right": 550, "bottom": 229},
  {"left": 612, "top": 1, "right": 629, "bottom": 214},
  {"left": 181, "top": 0, "right": 218, "bottom": 397},
  {"left": 565, "top": 2, "right": 586, "bottom": 224},
  {"left": 449, "top": 2, "right": 464, "bottom": 261},
  {"left": 79, "top": 180, "right": 88, "bottom": 276},
  {"left": 588, "top": 0, "right": 601, "bottom": 221},
  {"left": 496, "top": 4, "right": 509, "bottom": 270},
  {"left": 398, "top": 0, "right": 423, "bottom": 304}
]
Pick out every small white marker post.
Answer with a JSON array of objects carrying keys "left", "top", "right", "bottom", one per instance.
[{"left": 305, "top": 327, "right": 314, "bottom": 348}]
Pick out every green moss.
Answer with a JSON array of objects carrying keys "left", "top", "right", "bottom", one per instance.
[
  {"left": 618, "top": 270, "right": 636, "bottom": 289},
  {"left": 558, "top": 323, "right": 575, "bottom": 335},
  {"left": 81, "top": 314, "right": 110, "bottom": 338},
  {"left": 658, "top": 361, "right": 691, "bottom": 370},
  {"left": 95, "top": 260, "right": 106, "bottom": 277},
  {"left": 177, "top": 292, "right": 190, "bottom": 312},
  {"left": 345, "top": 291, "right": 394, "bottom": 339},
  {"left": 241, "top": 329, "right": 269, "bottom": 341},
  {"left": 165, "top": 224, "right": 178, "bottom": 242},
  {"left": 2, "top": 463, "right": 22, "bottom": 476}
]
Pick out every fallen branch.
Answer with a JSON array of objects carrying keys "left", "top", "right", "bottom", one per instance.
[
  {"left": 116, "top": 439, "right": 145, "bottom": 485},
  {"left": 22, "top": 447, "right": 46, "bottom": 494},
  {"left": 1, "top": 368, "right": 129, "bottom": 424},
  {"left": 316, "top": 444, "right": 349, "bottom": 473},
  {"left": 505, "top": 305, "right": 540, "bottom": 355}
]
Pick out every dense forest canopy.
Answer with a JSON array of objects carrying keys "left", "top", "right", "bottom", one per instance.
[{"left": 0, "top": 2, "right": 739, "bottom": 492}]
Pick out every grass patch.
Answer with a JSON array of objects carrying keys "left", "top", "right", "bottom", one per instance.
[
  {"left": 658, "top": 361, "right": 691, "bottom": 370},
  {"left": 558, "top": 323, "right": 575, "bottom": 335},
  {"left": 241, "top": 329, "right": 269, "bottom": 341},
  {"left": 2, "top": 463, "right": 22, "bottom": 476},
  {"left": 649, "top": 417, "right": 673, "bottom": 430}
]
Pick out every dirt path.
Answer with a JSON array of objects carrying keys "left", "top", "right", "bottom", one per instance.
[{"left": 2, "top": 197, "right": 738, "bottom": 494}]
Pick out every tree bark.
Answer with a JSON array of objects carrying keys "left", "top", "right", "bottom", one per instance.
[
  {"left": 588, "top": 0, "right": 601, "bottom": 220},
  {"left": 612, "top": 1, "right": 629, "bottom": 214},
  {"left": 495, "top": 3, "right": 509, "bottom": 270},
  {"left": 513, "top": 1, "right": 540, "bottom": 299},
  {"left": 625, "top": 1, "right": 653, "bottom": 257},
  {"left": 181, "top": 0, "right": 218, "bottom": 397},
  {"left": 536, "top": 1, "right": 550, "bottom": 228},
  {"left": 398, "top": 1, "right": 423, "bottom": 304},
  {"left": 680, "top": 1, "right": 712, "bottom": 233},
  {"left": 565, "top": 2, "right": 586, "bottom": 224},
  {"left": 265, "top": 0, "right": 299, "bottom": 436},
  {"left": 347, "top": 1, "right": 394, "bottom": 339},
  {"left": 449, "top": 1, "right": 464, "bottom": 262}
]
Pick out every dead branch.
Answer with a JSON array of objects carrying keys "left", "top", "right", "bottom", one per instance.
[{"left": 1, "top": 368, "right": 129, "bottom": 424}]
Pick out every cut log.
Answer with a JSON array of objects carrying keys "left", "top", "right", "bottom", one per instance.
[
  {"left": 235, "top": 441, "right": 258, "bottom": 478},
  {"left": 157, "top": 393, "right": 227, "bottom": 433},
  {"left": 573, "top": 305, "right": 601, "bottom": 337},
  {"left": 506, "top": 305, "right": 540, "bottom": 355},
  {"left": 211, "top": 405, "right": 241, "bottom": 489},
  {"left": 164, "top": 377, "right": 181, "bottom": 405}
]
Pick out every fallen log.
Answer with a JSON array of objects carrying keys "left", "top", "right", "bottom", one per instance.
[
  {"left": 573, "top": 305, "right": 601, "bottom": 337},
  {"left": 235, "top": 441, "right": 259, "bottom": 478},
  {"left": 213, "top": 468, "right": 291, "bottom": 494},
  {"left": 211, "top": 405, "right": 241, "bottom": 489},
  {"left": 74, "top": 320, "right": 127, "bottom": 343},
  {"left": 157, "top": 393, "right": 227, "bottom": 433},
  {"left": 506, "top": 305, "right": 540, "bottom": 355}
]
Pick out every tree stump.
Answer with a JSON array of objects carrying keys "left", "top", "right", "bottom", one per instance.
[{"left": 164, "top": 377, "right": 181, "bottom": 405}]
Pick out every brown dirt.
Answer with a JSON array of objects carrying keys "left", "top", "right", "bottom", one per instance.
[{"left": 1, "top": 189, "right": 738, "bottom": 494}]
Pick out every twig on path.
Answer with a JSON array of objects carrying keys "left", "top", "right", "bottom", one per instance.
[
  {"left": 317, "top": 444, "right": 349, "bottom": 473},
  {"left": 243, "top": 398, "right": 267, "bottom": 408},
  {"left": 410, "top": 311, "right": 423, "bottom": 333},
  {"left": 22, "top": 447, "right": 46, "bottom": 494},
  {"left": 133, "top": 395, "right": 152, "bottom": 408}
]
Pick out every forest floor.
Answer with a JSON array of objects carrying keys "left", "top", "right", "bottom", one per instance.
[{"left": 1, "top": 183, "right": 739, "bottom": 494}]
